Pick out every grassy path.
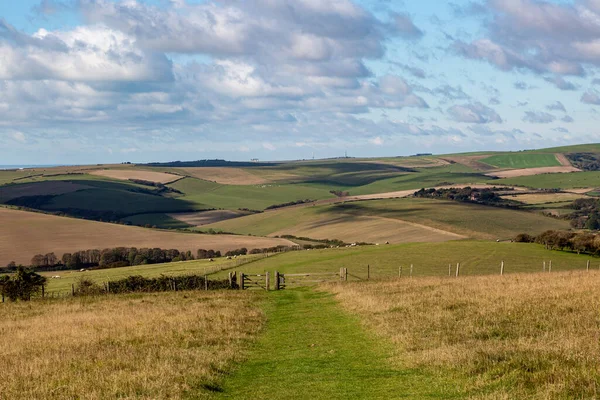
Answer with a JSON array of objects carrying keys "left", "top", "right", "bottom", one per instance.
[{"left": 214, "top": 288, "right": 457, "bottom": 399}]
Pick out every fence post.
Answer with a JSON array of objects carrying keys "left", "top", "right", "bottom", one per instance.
[
  {"left": 543, "top": 261, "right": 546, "bottom": 272},
  {"left": 448, "top": 264, "right": 451, "bottom": 277},
  {"left": 500, "top": 261, "right": 504, "bottom": 276},
  {"left": 240, "top": 273, "right": 245, "bottom": 290},
  {"left": 399, "top": 266, "right": 402, "bottom": 278},
  {"left": 455, "top": 263, "right": 460, "bottom": 277},
  {"left": 549, "top": 261, "right": 552, "bottom": 273},
  {"left": 410, "top": 264, "right": 413, "bottom": 278},
  {"left": 275, "top": 271, "right": 280, "bottom": 290},
  {"left": 587, "top": 260, "right": 590, "bottom": 272},
  {"left": 266, "top": 272, "right": 270, "bottom": 291},
  {"left": 42, "top": 284, "right": 45, "bottom": 299},
  {"left": 340, "top": 268, "right": 344, "bottom": 281},
  {"left": 228, "top": 272, "right": 233, "bottom": 288},
  {"left": 205, "top": 275, "right": 208, "bottom": 291},
  {"left": 71, "top": 284, "right": 75, "bottom": 297},
  {"left": 367, "top": 264, "right": 370, "bottom": 280},
  {"left": 344, "top": 268, "right": 348, "bottom": 282}
]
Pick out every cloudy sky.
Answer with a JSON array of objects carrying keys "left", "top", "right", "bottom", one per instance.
[{"left": 1, "top": 0, "right": 600, "bottom": 164}]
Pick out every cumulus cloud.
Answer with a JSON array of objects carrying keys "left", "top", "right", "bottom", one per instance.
[
  {"left": 454, "top": 0, "right": 600, "bottom": 76},
  {"left": 390, "top": 13, "right": 424, "bottom": 39},
  {"left": 523, "top": 111, "right": 556, "bottom": 124},
  {"left": 544, "top": 76, "right": 577, "bottom": 91},
  {"left": 582, "top": 89, "right": 600, "bottom": 104},
  {"left": 546, "top": 101, "right": 567, "bottom": 112},
  {"left": 447, "top": 102, "right": 502, "bottom": 123},
  {"left": 0, "top": 21, "right": 173, "bottom": 81}
]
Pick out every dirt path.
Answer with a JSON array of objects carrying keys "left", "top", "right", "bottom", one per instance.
[
  {"left": 216, "top": 288, "right": 455, "bottom": 399},
  {"left": 555, "top": 153, "right": 573, "bottom": 167}
]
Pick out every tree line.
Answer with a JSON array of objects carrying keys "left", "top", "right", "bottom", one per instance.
[
  {"left": 3, "top": 245, "right": 302, "bottom": 272},
  {"left": 413, "top": 187, "right": 507, "bottom": 204},
  {"left": 515, "top": 230, "right": 600, "bottom": 255}
]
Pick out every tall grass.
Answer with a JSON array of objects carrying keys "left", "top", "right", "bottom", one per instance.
[
  {"left": 328, "top": 272, "right": 600, "bottom": 399},
  {"left": 0, "top": 291, "right": 264, "bottom": 399}
]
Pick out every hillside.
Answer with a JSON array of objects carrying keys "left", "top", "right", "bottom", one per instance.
[
  {"left": 0, "top": 207, "right": 294, "bottom": 266},
  {"left": 204, "top": 197, "right": 571, "bottom": 242}
]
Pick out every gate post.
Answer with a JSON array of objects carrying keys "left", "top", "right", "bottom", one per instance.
[
  {"left": 266, "top": 272, "right": 270, "bottom": 291},
  {"left": 238, "top": 272, "right": 244, "bottom": 290},
  {"left": 275, "top": 271, "right": 280, "bottom": 290}
]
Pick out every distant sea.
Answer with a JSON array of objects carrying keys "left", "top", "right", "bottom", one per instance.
[{"left": 0, "top": 165, "right": 61, "bottom": 170}]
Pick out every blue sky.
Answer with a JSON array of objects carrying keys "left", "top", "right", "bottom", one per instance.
[{"left": 0, "top": 0, "right": 599, "bottom": 164}]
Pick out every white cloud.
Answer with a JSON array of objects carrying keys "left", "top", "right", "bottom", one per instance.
[
  {"left": 262, "top": 142, "right": 276, "bottom": 151},
  {"left": 0, "top": 22, "right": 173, "bottom": 82},
  {"left": 369, "top": 136, "right": 384, "bottom": 145}
]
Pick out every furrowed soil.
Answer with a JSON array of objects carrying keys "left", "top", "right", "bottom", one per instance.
[{"left": 0, "top": 207, "right": 294, "bottom": 265}]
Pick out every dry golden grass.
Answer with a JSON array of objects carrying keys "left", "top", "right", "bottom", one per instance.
[
  {"left": 502, "top": 192, "right": 585, "bottom": 205},
  {"left": 179, "top": 167, "right": 269, "bottom": 185},
  {"left": 0, "top": 291, "right": 264, "bottom": 399},
  {"left": 270, "top": 215, "right": 464, "bottom": 244},
  {"left": 487, "top": 166, "right": 580, "bottom": 179},
  {"left": 88, "top": 169, "right": 182, "bottom": 184},
  {"left": 328, "top": 272, "right": 600, "bottom": 399},
  {"left": 0, "top": 207, "right": 295, "bottom": 265}
]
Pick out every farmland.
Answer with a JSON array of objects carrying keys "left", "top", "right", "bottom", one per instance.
[
  {"left": 0, "top": 207, "right": 294, "bottom": 266},
  {"left": 490, "top": 171, "right": 600, "bottom": 189},
  {"left": 205, "top": 197, "right": 570, "bottom": 241},
  {"left": 480, "top": 153, "right": 561, "bottom": 169},
  {"left": 88, "top": 169, "right": 182, "bottom": 184},
  {"left": 209, "top": 241, "right": 593, "bottom": 280},
  {"left": 5, "top": 145, "right": 600, "bottom": 399}
]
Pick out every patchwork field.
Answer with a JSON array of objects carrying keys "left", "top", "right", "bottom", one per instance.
[
  {"left": 206, "top": 197, "right": 570, "bottom": 241},
  {"left": 329, "top": 272, "right": 600, "bottom": 398},
  {"left": 0, "top": 207, "right": 295, "bottom": 266},
  {"left": 480, "top": 153, "right": 560, "bottom": 169},
  {"left": 89, "top": 169, "right": 182, "bottom": 184},
  {"left": 0, "top": 291, "right": 264, "bottom": 399}
]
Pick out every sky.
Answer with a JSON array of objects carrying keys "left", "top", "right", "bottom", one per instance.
[{"left": 1, "top": 0, "right": 600, "bottom": 164}]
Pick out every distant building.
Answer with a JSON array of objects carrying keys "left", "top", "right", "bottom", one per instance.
[{"left": 251, "top": 158, "right": 260, "bottom": 163}]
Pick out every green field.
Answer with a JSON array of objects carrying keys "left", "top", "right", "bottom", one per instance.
[
  {"left": 42, "top": 254, "right": 266, "bottom": 292},
  {"left": 490, "top": 171, "right": 600, "bottom": 189},
  {"left": 480, "top": 153, "right": 560, "bottom": 169},
  {"left": 209, "top": 241, "right": 594, "bottom": 280},
  {"left": 120, "top": 213, "right": 193, "bottom": 229},
  {"left": 171, "top": 177, "right": 335, "bottom": 210},
  {"left": 206, "top": 197, "right": 570, "bottom": 240}
]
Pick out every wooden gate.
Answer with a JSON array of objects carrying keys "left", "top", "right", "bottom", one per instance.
[{"left": 239, "top": 272, "right": 270, "bottom": 290}]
